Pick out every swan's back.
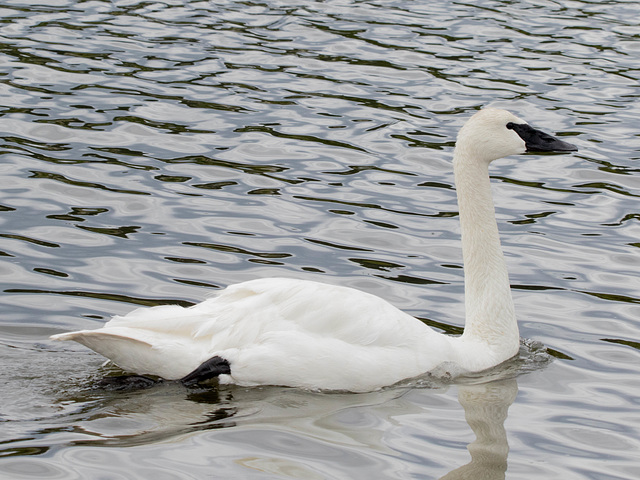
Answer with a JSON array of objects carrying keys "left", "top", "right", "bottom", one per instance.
[{"left": 55, "top": 278, "right": 452, "bottom": 391}]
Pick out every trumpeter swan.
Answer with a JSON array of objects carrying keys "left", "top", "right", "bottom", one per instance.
[{"left": 51, "top": 108, "right": 577, "bottom": 392}]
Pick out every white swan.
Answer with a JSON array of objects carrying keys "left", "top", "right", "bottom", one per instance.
[{"left": 51, "top": 108, "right": 577, "bottom": 392}]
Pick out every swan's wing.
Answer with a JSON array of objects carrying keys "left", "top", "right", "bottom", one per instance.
[
  {"left": 194, "top": 279, "right": 453, "bottom": 391},
  {"left": 193, "top": 277, "right": 432, "bottom": 347},
  {"left": 51, "top": 278, "right": 443, "bottom": 386}
]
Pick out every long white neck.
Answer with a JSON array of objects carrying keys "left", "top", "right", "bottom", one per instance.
[{"left": 453, "top": 149, "right": 519, "bottom": 356}]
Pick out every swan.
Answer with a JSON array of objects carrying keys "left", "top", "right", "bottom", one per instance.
[{"left": 51, "top": 108, "right": 577, "bottom": 392}]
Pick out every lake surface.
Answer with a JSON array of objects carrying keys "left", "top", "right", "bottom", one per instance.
[{"left": 1, "top": 0, "right": 639, "bottom": 478}]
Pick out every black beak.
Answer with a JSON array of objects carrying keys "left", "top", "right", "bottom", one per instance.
[{"left": 507, "top": 122, "right": 578, "bottom": 153}]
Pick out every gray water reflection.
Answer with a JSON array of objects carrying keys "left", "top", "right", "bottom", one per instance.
[{"left": 441, "top": 380, "right": 517, "bottom": 480}]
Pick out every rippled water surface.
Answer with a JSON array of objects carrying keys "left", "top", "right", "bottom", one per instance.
[{"left": 1, "top": 0, "right": 639, "bottom": 478}]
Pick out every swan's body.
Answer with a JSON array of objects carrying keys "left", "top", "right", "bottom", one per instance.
[{"left": 51, "top": 108, "right": 577, "bottom": 392}]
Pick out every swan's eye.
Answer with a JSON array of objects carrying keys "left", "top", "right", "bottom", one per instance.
[{"left": 506, "top": 122, "right": 515, "bottom": 130}]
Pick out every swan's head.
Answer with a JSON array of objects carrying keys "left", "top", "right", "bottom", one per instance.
[{"left": 454, "top": 108, "right": 578, "bottom": 164}]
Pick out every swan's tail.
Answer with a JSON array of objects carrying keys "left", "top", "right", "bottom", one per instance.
[{"left": 51, "top": 329, "right": 200, "bottom": 380}]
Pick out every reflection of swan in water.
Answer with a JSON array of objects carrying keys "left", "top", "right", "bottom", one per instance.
[
  {"left": 39, "top": 377, "right": 518, "bottom": 479},
  {"left": 440, "top": 378, "right": 518, "bottom": 480}
]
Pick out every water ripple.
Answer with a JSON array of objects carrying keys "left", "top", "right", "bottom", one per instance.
[{"left": 1, "top": 0, "right": 640, "bottom": 478}]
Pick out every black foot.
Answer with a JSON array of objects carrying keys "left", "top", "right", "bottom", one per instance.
[
  {"left": 98, "top": 375, "right": 161, "bottom": 391},
  {"left": 181, "top": 356, "right": 231, "bottom": 386}
]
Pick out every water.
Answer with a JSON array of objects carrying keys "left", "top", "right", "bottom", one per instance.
[{"left": 1, "top": 0, "right": 639, "bottom": 478}]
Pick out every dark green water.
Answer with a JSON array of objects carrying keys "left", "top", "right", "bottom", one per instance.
[{"left": 1, "top": 1, "right": 639, "bottom": 478}]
